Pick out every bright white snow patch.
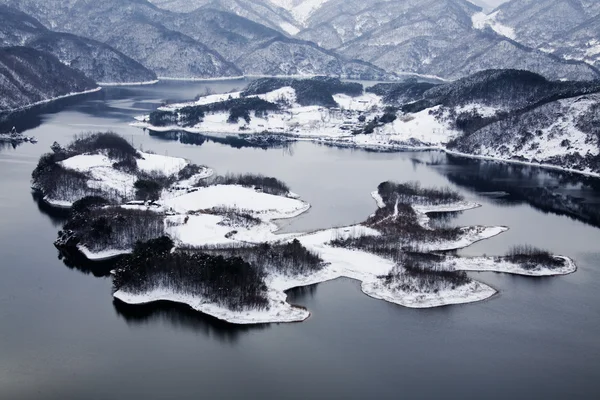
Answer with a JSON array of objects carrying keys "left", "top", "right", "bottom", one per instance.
[
  {"left": 269, "top": 0, "right": 331, "bottom": 25},
  {"left": 162, "top": 184, "right": 310, "bottom": 221},
  {"left": 472, "top": 11, "right": 516, "bottom": 40}
]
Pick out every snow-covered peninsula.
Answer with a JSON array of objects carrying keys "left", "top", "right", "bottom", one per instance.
[
  {"left": 31, "top": 133, "right": 578, "bottom": 324},
  {"left": 133, "top": 72, "right": 600, "bottom": 177}
]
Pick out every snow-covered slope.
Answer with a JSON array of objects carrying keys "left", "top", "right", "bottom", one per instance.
[
  {"left": 0, "top": 4, "right": 157, "bottom": 84},
  {"left": 0, "top": 46, "right": 97, "bottom": 111},
  {"left": 0, "top": 0, "right": 242, "bottom": 79},
  {"left": 330, "top": 0, "right": 598, "bottom": 81},
  {"left": 269, "top": 0, "right": 331, "bottom": 25},
  {"left": 449, "top": 94, "right": 600, "bottom": 176},
  {"left": 492, "top": 0, "right": 600, "bottom": 48},
  {"left": 487, "top": 0, "right": 600, "bottom": 69},
  {"left": 150, "top": 0, "right": 301, "bottom": 35},
  {"left": 137, "top": 71, "right": 600, "bottom": 176},
  {"left": 162, "top": 8, "right": 390, "bottom": 79}
]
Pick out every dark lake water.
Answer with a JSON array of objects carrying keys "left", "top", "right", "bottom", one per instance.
[{"left": 1, "top": 81, "right": 599, "bottom": 399}]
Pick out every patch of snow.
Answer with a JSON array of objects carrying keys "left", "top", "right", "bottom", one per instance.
[
  {"left": 362, "top": 280, "right": 496, "bottom": 308},
  {"left": 269, "top": 0, "right": 331, "bottom": 25},
  {"left": 162, "top": 184, "right": 310, "bottom": 221},
  {"left": 279, "top": 21, "right": 301, "bottom": 35},
  {"left": 114, "top": 287, "right": 310, "bottom": 324},
  {"left": 447, "top": 255, "right": 577, "bottom": 277},
  {"left": 136, "top": 152, "right": 188, "bottom": 175},
  {"left": 472, "top": 11, "right": 517, "bottom": 40},
  {"left": 77, "top": 245, "right": 131, "bottom": 261},
  {"left": 333, "top": 93, "right": 382, "bottom": 111}
]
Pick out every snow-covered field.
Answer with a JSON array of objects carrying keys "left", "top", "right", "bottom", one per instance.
[
  {"left": 50, "top": 151, "right": 193, "bottom": 207},
  {"left": 133, "top": 87, "right": 460, "bottom": 150}
]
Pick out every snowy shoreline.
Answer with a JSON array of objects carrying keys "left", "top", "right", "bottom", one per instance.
[
  {"left": 113, "top": 197, "right": 561, "bottom": 324},
  {"left": 134, "top": 119, "right": 600, "bottom": 179},
  {"left": 3, "top": 87, "right": 102, "bottom": 113},
  {"left": 98, "top": 80, "right": 159, "bottom": 87},
  {"left": 38, "top": 136, "right": 578, "bottom": 325}
]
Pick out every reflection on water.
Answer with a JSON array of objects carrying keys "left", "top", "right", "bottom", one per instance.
[
  {"left": 30, "top": 191, "right": 70, "bottom": 227},
  {"left": 112, "top": 299, "right": 269, "bottom": 343},
  {"left": 147, "top": 129, "right": 294, "bottom": 151},
  {"left": 1, "top": 81, "right": 600, "bottom": 400},
  {"left": 437, "top": 155, "right": 600, "bottom": 228}
]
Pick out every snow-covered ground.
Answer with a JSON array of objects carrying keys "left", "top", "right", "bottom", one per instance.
[
  {"left": 472, "top": 11, "right": 517, "bottom": 40},
  {"left": 47, "top": 135, "right": 577, "bottom": 323},
  {"left": 269, "top": 0, "right": 331, "bottom": 26},
  {"left": 135, "top": 85, "right": 600, "bottom": 178},
  {"left": 51, "top": 151, "right": 191, "bottom": 207},
  {"left": 133, "top": 87, "right": 460, "bottom": 150},
  {"left": 449, "top": 255, "right": 577, "bottom": 277},
  {"left": 115, "top": 195, "right": 525, "bottom": 323},
  {"left": 456, "top": 95, "right": 600, "bottom": 177}
]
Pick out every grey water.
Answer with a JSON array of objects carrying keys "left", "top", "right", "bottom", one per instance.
[{"left": 1, "top": 81, "right": 599, "bottom": 399}]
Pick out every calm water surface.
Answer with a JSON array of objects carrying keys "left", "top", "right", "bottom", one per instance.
[{"left": 1, "top": 82, "right": 599, "bottom": 399}]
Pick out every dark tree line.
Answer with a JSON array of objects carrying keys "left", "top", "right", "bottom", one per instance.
[
  {"left": 331, "top": 181, "right": 470, "bottom": 290},
  {"left": 113, "top": 237, "right": 270, "bottom": 312},
  {"left": 377, "top": 181, "right": 463, "bottom": 206},
  {"left": 242, "top": 77, "right": 364, "bottom": 107},
  {"left": 381, "top": 252, "right": 470, "bottom": 294},
  {"left": 366, "top": 81, "right": 437, "bottom": 106},
  {"left": 148, "top": 98, "right": 280, "bottom": 128},
  {"left": 61, "top": 199, "right": 165, "bottom": 252},
  {"left": 195, "top": 239, "right": 324, "bottom": 277},
  {"left": 32, "top": 131, "right": 209, "bottom": 205},
  {"left": 503, "top": 245, "right": 565, "bottom": 270},
  {"left": 196, "top": 173, "right": 291, "bottom": 196},
  {"left": 332, "top": 183, "right": 463, "bottom": 260}
]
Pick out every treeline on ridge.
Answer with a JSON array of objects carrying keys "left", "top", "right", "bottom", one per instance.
[{"left": 242, "top": 76, "right": 363, "bottom": 107}]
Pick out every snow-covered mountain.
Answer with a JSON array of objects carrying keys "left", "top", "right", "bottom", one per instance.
[
  {"left": 291, "top": 0, "right": 598, "bottom": 81},
  {"left": 489, "top": 0, "right": 600, "bottom": 69},
  {"left": 0, "top": 0, "right": 388, "bottom": 80},
  {"left": 0, "top": 0, "right": 242, "bottom": 79},
  {"left": 269, "top": 0, "right": 331, "bottom": 25},
  {"left": 0, "top": 5, "right": 157, "bottom": 84},
  {"left": 162, "top": 8, "right": 389, "bottom": 79},
  {"left": 149, "top": 0, "right": 301, "bottom": 35},
  {"left": 0, "top": 46, "right": 97, "bottom": 111},
  {"left": 1, "top": 0, "right": 597, "bottom": 82},
  {"left": 375, "top": 69, "right": 600, "bottom": 175}
]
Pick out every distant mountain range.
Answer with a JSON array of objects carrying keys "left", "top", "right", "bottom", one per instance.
[
  {"left": 489, "top": 0, "right": 600, "bottom": 70},
  {"left": 1, "top": 0, "right": 598, "bottom": 82},
  {"left": 0, "top": 46, "right": 97, "bottom": 111},
  {"left": 1, "top": 0, "right": 599, "bottom": 110}
]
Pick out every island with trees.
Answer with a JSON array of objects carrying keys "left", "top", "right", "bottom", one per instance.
[{"left": 32, "top": 132, "right": 577, "bottom": 324}]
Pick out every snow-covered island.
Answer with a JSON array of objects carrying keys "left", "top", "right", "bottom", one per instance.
[
  {"left": 133, "top": 71, "right": 600, "bottom": 177},
  {"left": 32, "top": 132, "right": 577, "bottom": 325}
]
